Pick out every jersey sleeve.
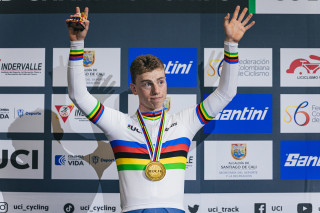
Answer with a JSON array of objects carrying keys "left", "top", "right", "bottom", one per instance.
[
  {"left": 67, "top": 41, "right": 124, "bottom": 136},
  {"left": 177, "top": 42, "right": 239, "bottom": 137}
]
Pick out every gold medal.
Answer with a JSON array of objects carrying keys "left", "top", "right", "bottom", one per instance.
[{"left": 145, "top": 161, "right": 166, "bottom": 181}]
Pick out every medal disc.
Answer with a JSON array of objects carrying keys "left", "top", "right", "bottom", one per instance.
[{"left": 145, "top": 161, "right": 166, "bottom": 181}]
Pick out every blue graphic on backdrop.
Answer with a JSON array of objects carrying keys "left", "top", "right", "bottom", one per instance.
[
  {"left": 55, "top": 155, "right": 66, "bottom": 166},
  {"left": 281, "top": 141, "right": 320, "bottom": 179},
  {"left": 128, "top": 48, "right": 197, "bottom": 87},
  {"left": 204, "top": 94, "right": 272, "bottom": 133}
]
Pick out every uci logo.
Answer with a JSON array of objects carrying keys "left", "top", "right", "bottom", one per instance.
[
  {"left": 284, "top": 101, "right": 310, "bottom": 126},
  {"left": 127, "top": 124, "right": 141, "bottom": 134},
  {"left": 0, "top": 150, "right": 38, "bottom": 169}
]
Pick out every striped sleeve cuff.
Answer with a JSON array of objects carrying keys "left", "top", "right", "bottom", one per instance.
[
  {"left": 224, "top": 41, "right": 238, "bottom": 64},
  {"left": 196, "top": 102, "right": 214, "bottom": 125},
  {"left": 86, "top": 100, "right": 105, "bottom": 124},
  {"left": 69, "top": 40, "right": 84, "bottom": 63}
]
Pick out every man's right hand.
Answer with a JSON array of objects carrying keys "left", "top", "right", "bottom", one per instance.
[{"left": 66, "top": 7, "right": 90, "bottom": 41}]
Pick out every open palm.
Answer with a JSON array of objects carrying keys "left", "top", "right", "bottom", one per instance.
[{"left": 224, "top": 6, "right": 255, "bottom": 43}]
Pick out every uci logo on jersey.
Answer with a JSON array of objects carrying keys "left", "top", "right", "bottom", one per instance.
[
  {"left": 281, "top": 140, "right": 320, "bottom": 179},
  {"left": 128, "top": 48, "right": 197, "bottom": 87},
  {"left": 127, "top": 124, "right": 142, "bottom": 134},
  {"left": 204, "top": 94, "right": 273, "bottom": 133}
]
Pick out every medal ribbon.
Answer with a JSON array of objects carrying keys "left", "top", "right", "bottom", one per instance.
[{"left": 137, "top": 109, "right": 166, "bottom": 161}]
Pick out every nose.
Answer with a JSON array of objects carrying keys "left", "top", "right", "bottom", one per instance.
[{"left": 152, "top": 84, "right": 160, "bottom": 95}]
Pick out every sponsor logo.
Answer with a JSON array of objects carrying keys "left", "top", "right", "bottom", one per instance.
[
  {"left": 281, "top": 95, "right": 320, "bottom": 133},
  {"left": 0, "top": 108, "right": 9, "bottom": 119},
  {"left": 127, "top": 125, "right": 141, "bottom": 134},
  {"left": 55, "top": 155, "right": 66, "bottom": 165},
  {"left": 205, "top": 94, "right": 272, "bottom": 133},
  {"left": 188, "top": 204, "right": 199, "bottom": 213},
  {"left": 0, "top": 149, "right": 38, "bottom": 169},
  {"left": 55, "top": 155, "right": 84, "bottom": 166},
  {"left": 165, "top": 122, "right": 177, "bottom": 131},
  {"left": 206, "top": 59, "right": 223, "bottom": 77},
  {"left": 254, "top": 203, "right": 266, "bottom": 213},
  {"left": 55, "top": 105, "right": 74, "bottom": 123},
  {"left": 0, "top": 114, "right": 9, "bottom": 119},
  {"left": 0, "top": 49, "right": 45, "bottom": 86},
  {"left": 284, "top": 153, "right": 320, "bottom": 167},
  {"left": 204, "top": 48, "right": 272, "bottom": 87},
  {"left": 88, "top": 155, "right": 115, "bottom": 164},
  {"left": 17, "top": 109, "right": 24, "bottom": 118},
  {"left": 0, "top": 202, "right": 8, "bottom": 213},
  {"left": 0, "top": 61, "right": 42, "bottom": 71},
  {"left": 15, "top": 109, "right": 41, "bottom": 119},
  {"left": 83, "top": 50, "right": 95, "bottom": 67},
  {"left": 73, "top": 108, "right": 89, "bottom": 122},
  {"left": 281, "top": 50, "right": 320, "bottom": 87},
  {"left": 164, "top": 60, "right": 193, "bottom": 75},
  {"left": 207, "top": 58, "right": 270, "bottom": 78},
  {"left": 64, "top": 203, "right": 74, "bottom": 213},
  {"left": 286, "top": 55, "right": 320, "bottom": 76},
  {"left": 129, "top": 48, "right": 197, "bottom": 87},
  {"left": 74, "top": 109, "right": 85, "bottom": 117},
  {"left": 215, "top": 107, "right": 269, "bottom": 121},
  {"left": 271, "top": 206, "right": 283, "bottom": 212},
  {"left": 91, "top": 155, "right": 100, "bottom": 165},
  {"left": 55, "top": 154, "right": 115, "bottom": 167},
  {"left": 297, "top": 203, "right": 312, "bottom": 213},
  {"left": 231, "top": 144, "right": 247, "bottom": 160},
  {"left": 281, "top": 141, "right": 320, "bottom": 179},
  {"left": 284, "top": 101, "right": 310, "bottom": 126}
]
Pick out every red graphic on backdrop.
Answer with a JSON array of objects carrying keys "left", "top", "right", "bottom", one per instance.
[
  {"left": 55, "top": 105, "right": 74, "bottom": 123},
  {"left": 286, "top": 55, "right": 320, "bottom": 75}
]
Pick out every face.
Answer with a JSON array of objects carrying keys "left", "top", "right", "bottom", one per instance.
[{"left": 130, "top": 68, "right": 167, "bottom": 112}]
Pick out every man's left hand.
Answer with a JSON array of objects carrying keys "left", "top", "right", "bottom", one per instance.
[{"left": 224, "top": 6, "right": 255, "bottom": 43}]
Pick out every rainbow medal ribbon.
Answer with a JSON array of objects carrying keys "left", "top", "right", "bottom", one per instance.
[{"left": 137, "top": 109, "right": 166, "bottom": 181}]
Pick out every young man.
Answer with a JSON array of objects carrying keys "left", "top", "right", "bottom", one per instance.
[{"left": 66, "top": 6, "right": 254, "bottom": 213}]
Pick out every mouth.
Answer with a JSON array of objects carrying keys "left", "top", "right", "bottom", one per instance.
[{"left": 150, "top": 97, "right": 162, "bottom": 101}]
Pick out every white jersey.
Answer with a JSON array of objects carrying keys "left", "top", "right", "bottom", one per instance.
[{"left": 68, "top": 41, "right": 239, "bottom": 212}]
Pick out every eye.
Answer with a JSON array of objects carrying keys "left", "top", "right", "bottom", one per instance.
[{"left": 144, "top": 82, "right": 151, "bottom": 87}]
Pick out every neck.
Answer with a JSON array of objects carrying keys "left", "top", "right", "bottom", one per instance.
[{"left": 138, "top": 104, "right": 163, "bottom": 113}]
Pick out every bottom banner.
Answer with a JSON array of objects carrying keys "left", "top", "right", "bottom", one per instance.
[{"left": 0, "top": 192, "right": 320, "bottom": 212}]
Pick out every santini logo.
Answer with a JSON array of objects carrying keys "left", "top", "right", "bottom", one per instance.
[
  {"left": 215, "top": 107, "right": 269, "bottom": 120},
  {"left": 164, "top": 61, "right": 193, "bottom": 74},
  {"left": 284, "top": 153, "right": 320, "bottom": 167}
]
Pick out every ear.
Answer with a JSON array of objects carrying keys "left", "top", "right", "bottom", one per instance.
[{"left": 130, "top": 83, "right": 138, "bottom": 95}]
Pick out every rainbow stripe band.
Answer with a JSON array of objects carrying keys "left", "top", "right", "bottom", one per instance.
[
  {"left": 69, "top": 49, "right": 84, "bottom": 61},
  {"left": 110, "top": 137, "right": 190, "bottom": 171},
  {"left": 141, "top": 110, "right": 162, "bottom": 121},
  {"left": 86, "top": 100, "right": 104, "bottom": 124},
  {"left": 196, "top": 102, "right": 214, "bottom": 124},
  {"left": 136, "top": 110, "right": 166, "bottom": 161},
  {"left": 137, "top": 111, "right": 154, "bottom": 155},
  {"left": 224, "top": 50, "right": 238, "bottom": 64}
]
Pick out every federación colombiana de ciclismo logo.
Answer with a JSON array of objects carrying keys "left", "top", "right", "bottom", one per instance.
[
  {"left": 284, "top": 101, "right": 310, "bottom": 126},
  {"left": 206, "top": 58, "right": 224, "bottom": 77}
]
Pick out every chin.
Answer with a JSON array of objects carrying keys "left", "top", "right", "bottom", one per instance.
[{"left": 150, "top": 102, "right": 164, "bottom": 110}]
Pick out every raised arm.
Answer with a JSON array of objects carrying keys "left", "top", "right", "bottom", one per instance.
[
  {"left": 177, "top": 6, "right": 255, "bottom": 137},
  {"left": 200, "top": 6, "right": 255, "bottom": 120},
  {"left": 66, "top": 7, "right": 124, "bottom": 134}
]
